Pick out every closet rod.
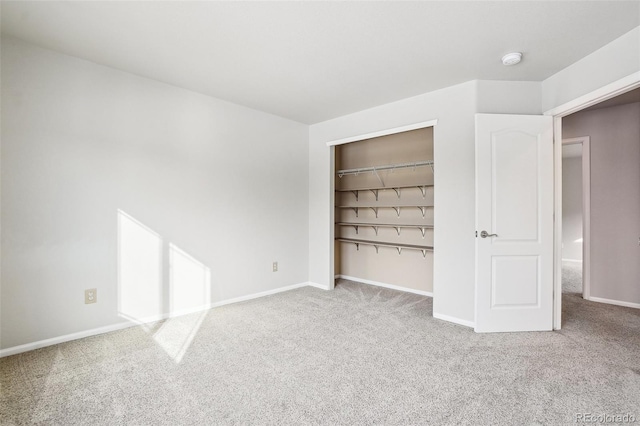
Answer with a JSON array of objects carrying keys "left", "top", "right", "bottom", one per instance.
[{"left": 337, "top": 161, "right": 434, "bottom": 178}]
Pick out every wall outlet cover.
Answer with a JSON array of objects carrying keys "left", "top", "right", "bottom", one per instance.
[{"left": 85, "top": 288, "right": 97, "bottom": 304}]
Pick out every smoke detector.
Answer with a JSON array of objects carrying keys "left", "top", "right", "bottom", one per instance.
[{"left": 502, "top": 52, "right": 522, "bottom": 66}]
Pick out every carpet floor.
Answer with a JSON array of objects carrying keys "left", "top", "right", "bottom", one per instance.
[
  {"left": 562, "top": 261, "right": 583, "bottom": 294},
  {"left": 1, "top": 279, "right": 639, "bottom": 425}
]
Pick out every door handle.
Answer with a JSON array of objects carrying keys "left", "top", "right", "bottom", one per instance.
[{"left": 480, "top": 230, "right": 498, "bottom": 238}]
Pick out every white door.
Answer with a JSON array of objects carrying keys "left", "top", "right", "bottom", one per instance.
[{"left": 475, "top": 114, "right": 554, "bottom": 332}]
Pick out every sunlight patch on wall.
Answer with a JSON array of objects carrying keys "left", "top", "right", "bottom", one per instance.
[
  {"left": 168, "top": 243, "right": 211, "bottom": 315},
  {"left": 117, "top": 210, "right": 163, "bottom": 327},
  {"left": 153, "top": 243, "right": 211, "bottom": 363},
  {"left": 117, "top": 210, "right": 212, "bottom": 363}
]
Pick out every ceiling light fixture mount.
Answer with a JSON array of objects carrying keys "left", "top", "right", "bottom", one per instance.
[{"left": 502, "top": 52, "right": 522, "bottom": 66}]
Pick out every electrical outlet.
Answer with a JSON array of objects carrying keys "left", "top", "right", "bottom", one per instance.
[
  {"left": 85, "top": 288, "right": 97, "bottom": 304},
  {"left": 272, "top": 261, "right": 278, "bottom": 272}
]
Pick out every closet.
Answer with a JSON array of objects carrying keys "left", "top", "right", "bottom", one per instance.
[{"left": 334, "top": 127, "right": 434, "bottom": 293}]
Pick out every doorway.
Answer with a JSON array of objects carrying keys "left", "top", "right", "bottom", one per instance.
[
  {"left": 561, "top": 137, "right": 590, "bottom": 299},
  {"left": 554, "top": 86, "right": 640, "bottom": 328},
  {"left": 550, "top": 76, "right": 640, "bottom": 329}
]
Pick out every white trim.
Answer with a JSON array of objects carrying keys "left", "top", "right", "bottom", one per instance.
[
  {"left": 587, "top": 296, "right": 640, "bottom": 310},
  {"left": 544, "top": 71, "right": 640, "bottom": 117},
  {"left": 433, "top": 312, "right": 475, "bottom": 328},
  {"left": 0, "top": 322, "right": 135, "bottom": 358},
  {"left": 208, "top": 282, "right": 310, "bottom": 307},
  {"left": 581, "top": 138, "right": 591, "bottom": 301},
  {"left": 0, "top": 281, "right": 314, "bottom": 358},
  {"left": 336, "top": 274, "right": 433, "bottom": 297},
  {"left": 561, "top": 258, "right": 583, "bottom": 264},
  {"left": 562, "top": 136, "right": 591, "bottom": 301},
  {"left": 307, "top": 281, "right": 331, "bottom": 291},
  {"left": 325, "top": 119, "right": 438, "bottom": 147},
  {"left": 553, "top": 117, "right": 563, "bottom": 330},
  {"left": 329, "top": 146, "right": 336, "bottom": 290}
]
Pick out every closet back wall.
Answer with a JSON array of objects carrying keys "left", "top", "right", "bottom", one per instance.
[{"left": 0, "top": 37, "right": 309, "bottom": 350}]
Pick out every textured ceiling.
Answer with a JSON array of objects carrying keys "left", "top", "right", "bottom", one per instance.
[{"left": 2, "top": 1, "right": 639, "bottom": 124}]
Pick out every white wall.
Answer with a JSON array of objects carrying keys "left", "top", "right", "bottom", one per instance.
[
  {"left": 0, "top": 37, "right": 310, "bottom": 350},
  {"left": 563, "top": 102, "right": 640, "bottom": 304},
  {"left": 561, "top": 154, "right": 583, "bottom": 261},
  {"left": 542, "top": 26, "right": 640, "bottom": 112},
  {"left": 476, "top": 80, "right": 542, "bottom": 114}
]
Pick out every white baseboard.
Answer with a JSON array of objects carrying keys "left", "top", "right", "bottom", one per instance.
[
  {"left": 307, "top": 281, "right": 331, "bottom": 291},
  {"left": 208, "top": 282, "right": 310, "bottom": 307},
  {"left": 336, "top": 274, "right": 433, "bottom": 297},
  {"left": 0, "top": 322, "right": 136, "bottom": 358},
  {"left": 432, "top": 312, "right": 475, "bottom": 328},
  {"left": 562, "top": 258, "right": 583, "bottom": 264},
  {"left": 587, "top": 296, "right": 640, "bottom": 310},
  {"left": 0, "top": 281, "right": 314, "bottom": 358}
]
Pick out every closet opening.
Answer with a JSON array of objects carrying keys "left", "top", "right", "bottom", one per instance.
[{"left": 333, "top": 126, "right": 435, "bottom": 296}]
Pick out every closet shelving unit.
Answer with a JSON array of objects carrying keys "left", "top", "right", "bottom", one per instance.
[{"left": 335, "top": 160, "right": 434, "bottom": 257}]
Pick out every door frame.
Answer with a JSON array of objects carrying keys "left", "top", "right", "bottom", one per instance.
[
  {"left": 561, "top": 136, "right": 591, "bottom": 300},
  {"left": 545, "top": 71, "right": 640, "bottom": 330}
]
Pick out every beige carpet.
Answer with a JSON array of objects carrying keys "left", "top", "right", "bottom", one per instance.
[
  {"left": 562, "top": 261, "right": 583, "bottom": 294},
  {"left": 1, "top": 279, "right": 639, "bottom": 425}
]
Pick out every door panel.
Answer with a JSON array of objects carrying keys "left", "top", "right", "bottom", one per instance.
[
  {"left": 492, "top": 256, "right": 539, "bottom": 307},
  {"left": 476, "top": 114, "right": 553, "bottom": 332},
  {"left": 493, "top": 131, "right": 540, "bottom": 241}
]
